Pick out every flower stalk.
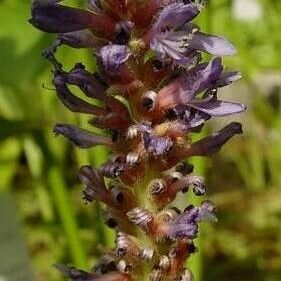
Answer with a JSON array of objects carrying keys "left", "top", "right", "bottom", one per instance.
[{"left": 30, "top": 1, "right": 246, "bottom": 280}]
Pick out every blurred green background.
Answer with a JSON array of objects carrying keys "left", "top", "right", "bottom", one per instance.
[{"left": 0, "top": 0, "right": 280, "bottom": 280}]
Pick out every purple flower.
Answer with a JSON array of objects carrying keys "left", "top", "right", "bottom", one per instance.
[
  {"left": 198, "top": 200, "right": 217, "bottom": 222},
  {"left": 156, "top": 57, "right": 246, "bottom": 117},
  {"left": 189, "top": 122, "right": 243, "bottom": 156},
  {"left": 100, "top": 160, "right": 125, "bottom": 178},
  {"left": 29, "top": 0, "right": 116, "bottom": 35},
  {"left": 58, "top": 29, "right": 105, "bottom": 49},
  {"left": 78, "top": 165, "right": 108, "bottom": 203},
  {"left": 64, "top": 63, "right": 107, "bottom": 99},
  {"left": 143, "top": 133, "right": 173, "bottom": 156},
  {"left": 136, "top": 122, "right": 173, "bottom": 156},
  {"left": 150, "top": 29, "right": 193, "bottom": 65},
  {"left": 53, "top": 70, "right": 107, "bottom": 115},
  {"left": 188, "top": 175, "right": 206, "bottom": 196},
  {"left": 149, "top": 2, "right": 200, "bottom": 64},
  {"left": 100, "top": 44, "right": 132, "bottom": 72},
  {"left": 30, "top": 0, "right": 246, "bottom": 279},
  {"left": 148, "top": 2, "right": 236, "bottom": 64},
  {"left": 153, "top": 2, "right": 200, "bottom": 31},
  {"left": 54, "top": 123, "right": 113, "bottom": 148},
  {"left": 167, "top": 201, "right": 217, "bottom": 239}
]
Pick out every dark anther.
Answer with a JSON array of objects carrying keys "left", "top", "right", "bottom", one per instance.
[
  {"left": 142, "top": 97, "right": 154, "bottom": 111},
  {"left": 160, "top": 25, "right": 170, "bottom": 33},
  {"left": 176, "top": 162, "right": 194, "bottom": 175},
  {"left": 182, "top": 185, "right": 189, "bottom": 193},
  {"left": 152, "top": 59, "right": 165, "bottom": 71},
  {"left": 187, "top": 241, "right": 197, "bottom": 254},
  {"left": 142, "top": 91, "right": 157, "bottom": 112},
  {"left": 100, "top": 261, "right": 117, "bottom": 274},
  {"left": 107, "top": 218, "right": 118, "bottom": 228},
  {"left": 192, "top": 183, "right": 206, "bottom": 196},
  {"left": 117, "top": 247, "right": 127, "bottom": 257},
  {"left": 93, "top": 256, "right": 117, "bottom": 274},
  {"left": 116, "top": 192, "right": 124, "bottom": 204},
  {"left": 184, "top": 204, "right": 194, "bottom": 212},
  {"left": 111, "top": 130, "right": 119, "bottom": 142},
  {"left": 165, "top": 108, "right": 178, "bottom": 121},
  {"left": 114, "top": 21, "right": 132, "bottom": 45},
  {"left": 171, "top": 207, "right": 181, "bottom": 214},
  {"left": 115, "top": 28, "right": 131, "bottom": 45}
]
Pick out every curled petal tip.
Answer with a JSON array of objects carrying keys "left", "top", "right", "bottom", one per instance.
[
  {"left": 53, "top": 123, "right": 113, "bottom": 148},
  {"left": 228, "top": 121, "right": 243, "bottom": 134},
  {"left": 184, "top": 122, "right": 244, "bottom": 157}
]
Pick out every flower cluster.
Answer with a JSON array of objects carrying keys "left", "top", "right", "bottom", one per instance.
[{"left": 30, "top": 0, "right": 246, "bottom": 280}]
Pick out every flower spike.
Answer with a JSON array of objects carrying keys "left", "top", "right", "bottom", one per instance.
[{"left": 31, "top": 0, "right": 246, "bottom": 280}]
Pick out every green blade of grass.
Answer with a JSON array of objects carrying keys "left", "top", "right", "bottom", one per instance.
[{"left": 48, "top": 165, "right": 87, "bottom": 269}]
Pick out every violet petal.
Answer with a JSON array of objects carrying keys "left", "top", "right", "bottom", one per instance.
[
  {"left": 78, "top": 165, "right": 107, "bottom": 203},
  {"left": 58, "top": 30, "right": 103, "bottom": 49},
  {"left": 154, "top": 2, "right": 200, "bottom": 31},
  {"left": 189, "top": 99, "right": 247, "bottom": 116},
  {"left": 168, "top": 223, "right": 198, "bottom": 239},
  {"left": 198, "top": 201, "right": 217, "bottom": 222},
  {"left": 30, "top": 4, "right": 103, "bottom": 33},
  {"left": 53, "top": 72, "right": 106, "bottom": 115},
  {"left": 54, "top": 123, "right": 113, "bottom": 148},
  {"left": 190, "top": 122, "right": 243, "bottom": 156},
  {"left": 143, "top": 132, "right": 173, "bottom": 156},
  {"left": 189, "top": 32, "right": 237, "bottom": 56},
  {"left": 150, "top": 30, "right": 193, "bottom": 65},
  {"left": 156, "top": 57, "right": 223, "bottom": 109},
  {"left": 100, "top": 44, "right": 131, "bottom": 72},
  {"left": 215, "top": 71, "right": 242, "bottom": 88},
  {"left": 65, "top": 65, "right": 107, "bottom": 100},
  {"left": 196, "top": 57, "right": 224, "bottom": 93},
  {"left": 177, "top": 207, "right": 200, "bottom": 224}
]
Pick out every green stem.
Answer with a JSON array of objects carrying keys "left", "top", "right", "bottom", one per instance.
[{"left": 48, "top": 165, "right": 87, "bottom": 268}]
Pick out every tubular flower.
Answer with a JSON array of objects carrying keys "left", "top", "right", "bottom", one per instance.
[{"left": 30, "top": 0, "right": 246, "bottom": 280}]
